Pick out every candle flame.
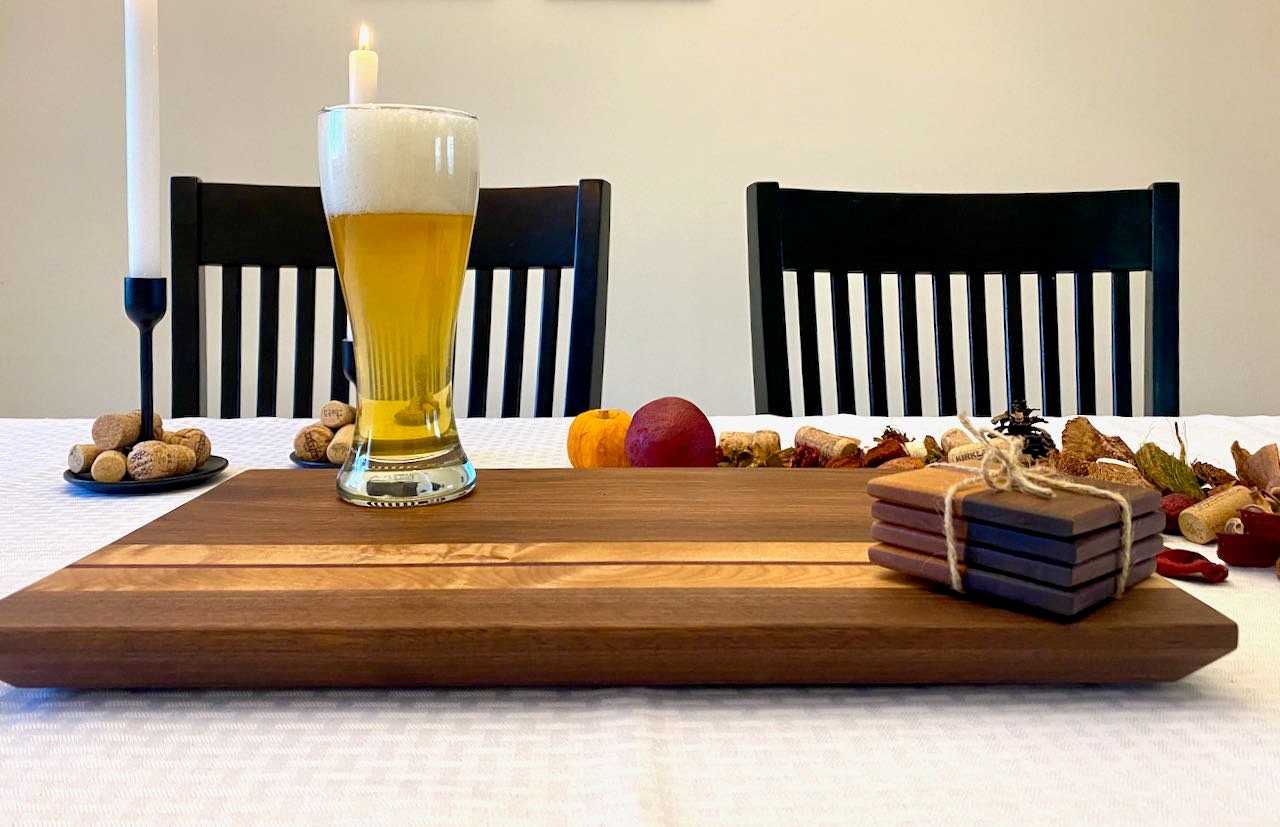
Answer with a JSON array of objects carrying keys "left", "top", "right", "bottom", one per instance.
[{"left": 358, "top": 23, "right": 370, "bottom": 51}]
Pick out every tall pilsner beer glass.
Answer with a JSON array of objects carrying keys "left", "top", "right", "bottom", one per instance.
[{"left": 318, "top": 105, "right": 479, "bottom": 506}]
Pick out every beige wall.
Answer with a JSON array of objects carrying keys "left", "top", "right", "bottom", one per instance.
[{"left": 2, "top": 0, "right": 1278, "bottom": 417}]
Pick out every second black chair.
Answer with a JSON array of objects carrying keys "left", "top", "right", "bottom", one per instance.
[
  {"left": 170, "top": 177, "right": 610, "bottom": 419},
  {"left": 747, "top": 182, "right": 1179, "bottom": 418}
]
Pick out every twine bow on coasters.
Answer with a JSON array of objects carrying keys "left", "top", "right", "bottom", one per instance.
[{"left": 936, "top": 413, "right": 1134, "bottom": 598}]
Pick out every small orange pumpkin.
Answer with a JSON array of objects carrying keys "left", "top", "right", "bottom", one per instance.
[{"left": 567, "top": 409, "right": 633, "bottom": 468}]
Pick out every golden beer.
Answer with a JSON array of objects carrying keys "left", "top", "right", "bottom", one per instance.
[{"left": 318, "top": 105, "right": 479, "bottom": 506}]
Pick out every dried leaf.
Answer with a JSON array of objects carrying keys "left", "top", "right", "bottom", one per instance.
[
  {"left": 864, "top": 439, "right": 908, "bottom": 468},
  {"left": 1232, "top": 441, "right": 1252, "bottom": 482},
  {"left": 1055, "top": 451, "right": 1091, "bottom": 477},
  {"left": 1061, "top": 416, "right": 1135, "bottom": 463},
  {"left": 1087, "top": 461, "right": 1156, "bottom": 490},
  {"left": 877, "top": 426, "right": 911, "bottom": 445},
  {"left": 1135, "top": 443, "right": 1205, "bottom": 500},
  {"left": 1242, "top": 443, "right": 1280, "bottom": 490},
  {"left": 1192, "top": 460, "right": 1236, "bottom": 488},
  {"left": 766, "top": 448, "right": 794, "bottom": 468},
  {"left": 923, "top": 435, "right": 944, "bottom": 464}
]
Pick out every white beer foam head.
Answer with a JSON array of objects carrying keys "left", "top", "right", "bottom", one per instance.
[{"left": 318, "top": 105, "right": 479, "bottom": 216}]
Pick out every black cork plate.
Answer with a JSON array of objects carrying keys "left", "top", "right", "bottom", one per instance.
[{"left": 63, "top": 456, "right": 230, "bottom": 494}]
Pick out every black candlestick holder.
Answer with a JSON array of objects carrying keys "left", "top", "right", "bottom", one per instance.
[{"left": 123, "top": 276, "right": 167, "bottom": 442}]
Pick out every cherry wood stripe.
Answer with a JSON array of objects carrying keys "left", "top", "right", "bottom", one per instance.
[{"left": 79, "top": 541, "right": 876, "bottom": 568}]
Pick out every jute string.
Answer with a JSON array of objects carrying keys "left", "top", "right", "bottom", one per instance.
[{"left": 936, "top": 414, "right": 1134, "bottom": 598}]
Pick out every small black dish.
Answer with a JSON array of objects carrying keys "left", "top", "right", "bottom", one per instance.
[
  {"left": 64, "top": 456, "right": 230, "bottom": 494},
  {"left": 289, "top": 451, "right": 339, "bottom": 469}
]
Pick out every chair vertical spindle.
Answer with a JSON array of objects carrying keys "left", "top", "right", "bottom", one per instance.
[
  {"left": 329, "top": 271, "right": 349, "bottom": 402},
  {"left": 1111, "top": 270, "right": 1133, "bottom": 415},
  {"left": 256, "top": 266, "right": 280, "bottom": 416},
  {"left": 795, "top": 270, "right": 823, "bottom": 415},
  {"left": 864, "top": 272, "right": 889, "bottom": 416},
  {"left": 898, "top": 271, "right": 922, "bottom": 416},
  {"left": 932, "top": 273, "right": 957, "bottom": 415},
  {"left": 1075, "top": 271, "right": 1097, "bottom": 414},
  {"left": 292, "top": 266, "right": 317, "bottom": 417},
  {"left": 501, "top": 268, "right": 529, "bottom": 417},
  {"left": 220, "top": 265, "right": 243, "bottom": 418},
  {"left": 966, "top": 272, "right": 991, "bottom": 415},
  {"left": 830, "top": 271, "right": 856, "bottom": 413},
  {"left": 1037, "top": 272, "right": 1061, "bottom": 416},
  {"left": 468, "top": 269, "right": 494, "bottom": 417},
  {"left": 1001, "top": 273, "right": 1026, "bottom": 410},
  {"left": 534, "top": 268, "right": 562, "bottom": 417}
]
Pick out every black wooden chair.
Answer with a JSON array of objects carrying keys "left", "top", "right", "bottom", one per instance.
[
  {"left": 747, "top": 182, "right": 1179, "bottom": 417},
  {"left": 170, "top": 177, "right": 610, "bottom": 418}
]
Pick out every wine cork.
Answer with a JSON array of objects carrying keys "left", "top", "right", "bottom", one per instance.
[
  {"left": 90, "top": 450, "right": 127, "bottom": 483},
  {"left": 320, "top": 400, "right": 356, "bottom": 429},
  {"left": 794, "top": 426, "right": 860, "bottom": 462},
  {"left": 294, "top": 423, "right": 334, "bottom": 462},
  {"left": 92, "top": 413, "right": 139, "bottom": 450},
  {"left": 752, "top": 430, "right": 781, "bottom": 459},
  {"left": 127, "top": 441, "right": 178, "bottom": 481},
  {"left": 171, "top": 444, "right": 197, "bottom": 475},
  {"left": 326, "top": 423, "right": 355, "bottom": 465},
  {"left": 68, "top": 443, "right": 104, "bottom": 474},
  {"left": 940, "top": 428, "right": 971, "bottom": 454},
  {"left": 947, "top": 443, "right": 985, "bottom": 463},
  {"left": 164, "top": 428, "right": 212, "bottom": 465},
  {"left": 1178, "top": 486, "right": 1254, "bottom": 544}
]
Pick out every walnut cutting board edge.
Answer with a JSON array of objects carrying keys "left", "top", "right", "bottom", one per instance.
[{"left": 0, "top": 469, "right": 1237, "bottom": 687}]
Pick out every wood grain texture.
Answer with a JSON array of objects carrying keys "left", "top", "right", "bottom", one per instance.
[{"left": 0, "top": 469, "right": 1235, "bottom": 688}]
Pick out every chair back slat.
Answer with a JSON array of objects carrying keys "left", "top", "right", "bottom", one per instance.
[
  {"left": 1073, "top": 271, "right": 1096, "bottom": 414},
  {"left": 795, "top": 270, "right": 823, "bottom": 415},
  {"left": 864, "top": 272, "right": 889, "bottom": 416},
  {"left": 1111, "top": 270, "right": 1133, "bottom": 416},
  {"left": 534, "top": 268, "right": 562, "bottom": 417},
  {"left": 966, "top": 271, "right": 991, "bottom": 415},
  {"left": 171, "top": 177, "right": 609, "bottom": 419},
  {"left": 932, "top": 273, "right": 957, "bottom": 415},
  {"left": 829, "top": 271, "right": 856, "bottom": 414},
  {"left": 292, "top": 265, "right": 317, "bottom": 418},
  {"left": 748, "top": 183, "right": 1179, "bottom": 417},
  {"left": 1002, "top": 272, "right": 1027, "bottom": 406},
  {"left": 329, "top": 271, "right": 349, "bottom": 403},
  {"left": 467, "top": 268, "right": 495, "bottom": 417},
  {"left": 219, "top": 265, "right": 243, "bottom": 419},
  {"left": 256, "top": 265, "right": 280, "bottom": 416},
  {"left": 501, "top": 268, "right": 529, "bottom": 417},
  {"left": 1037, "top": 272, "right": 1062, "bottom": 416},
  {"left": 898, "top": 272, "right": 922, "bottom": 416}
]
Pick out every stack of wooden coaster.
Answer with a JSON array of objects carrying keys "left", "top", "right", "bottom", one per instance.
[{"left": 867, "top": 466, "right": 1164, "bottom": 618}]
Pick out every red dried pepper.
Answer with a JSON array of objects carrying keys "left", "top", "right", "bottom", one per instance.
[
  {"left": 1156, "top": 548, "right": 1229, "bottom": 583},
  {"left": 1216, "top": 533, "right": 1280, "bottom": 567}
]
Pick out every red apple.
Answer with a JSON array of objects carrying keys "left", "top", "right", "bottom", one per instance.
[{"left": 625, "top": 397, "right": 716, "bottom": 468}]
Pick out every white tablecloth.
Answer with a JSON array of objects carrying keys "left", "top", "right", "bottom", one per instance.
[{"left": 2, "top": 415, "right": 1279, "bottom": 825}]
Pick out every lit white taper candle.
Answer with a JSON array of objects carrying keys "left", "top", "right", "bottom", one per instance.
[
  {"left": 349, "top": 23, "right": 378, "bottom": 105},
  {"left": 124, "top": 0, "right": 161, "bottom": 278}
]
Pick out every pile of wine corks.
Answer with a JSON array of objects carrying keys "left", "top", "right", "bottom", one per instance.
[
  {"left": 68, "top": 411, "right": 212, "bottom": 483},
  {"left": 293, "top": 400, "right": 356, "bottom": 465}
]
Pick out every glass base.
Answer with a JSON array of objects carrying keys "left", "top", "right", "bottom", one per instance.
[{"left": 336, "top": 443, "right": 476, "bottom": 507}]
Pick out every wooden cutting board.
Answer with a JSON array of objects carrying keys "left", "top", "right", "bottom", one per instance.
[{"left": 0, "top": 469, "right": 1236, "bottom": 687}]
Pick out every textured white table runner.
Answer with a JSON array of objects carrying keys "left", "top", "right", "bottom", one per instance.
[{"left": 2, "top": 415, "right": 1279, "bottom": 825}]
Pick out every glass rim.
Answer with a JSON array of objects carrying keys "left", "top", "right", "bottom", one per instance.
[{"left": 319, "top": 103, "right": 477, "bottom": 120}]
